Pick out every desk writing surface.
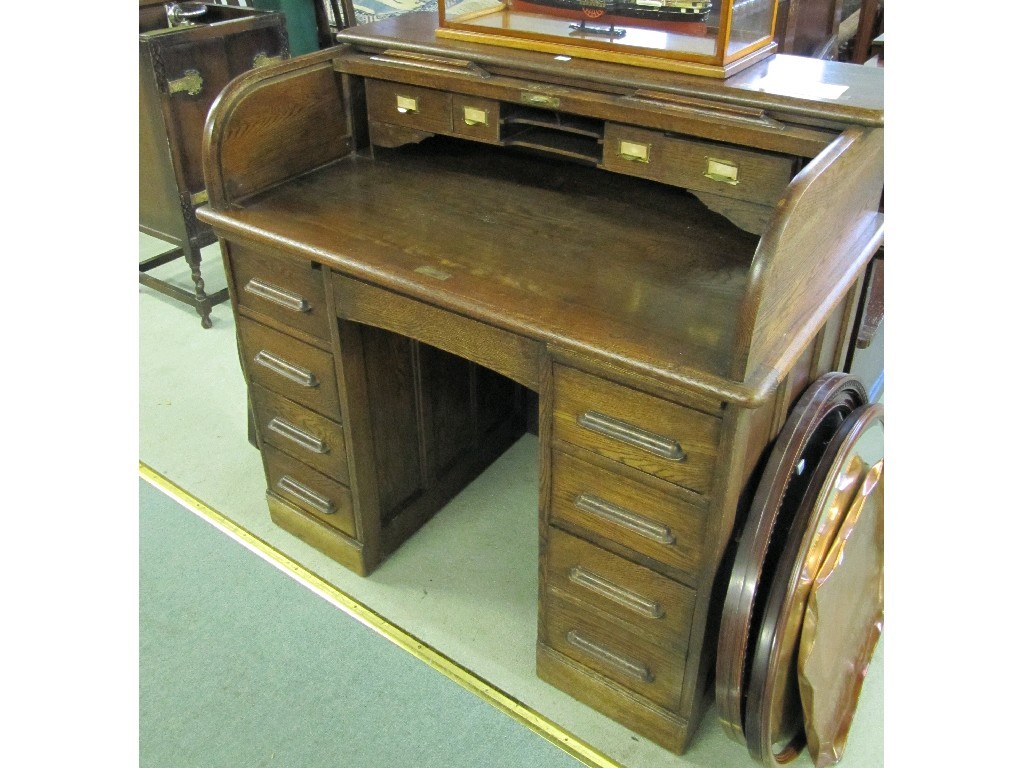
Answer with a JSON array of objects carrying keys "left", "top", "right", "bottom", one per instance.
[{"left": 212, "top": 138, "right": 760, "bottom": 388}]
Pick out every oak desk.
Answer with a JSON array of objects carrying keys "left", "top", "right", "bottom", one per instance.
[{"left": 198, "top": 13, "right": 882, "bottom": 755}]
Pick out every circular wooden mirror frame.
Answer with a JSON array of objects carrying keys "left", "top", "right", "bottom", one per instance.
[
  {"left": 743, "top": 403, "right": 884, "bottom": 766},
  {"left": 716, "top": 372, "right": 867, "bottom": 745}
]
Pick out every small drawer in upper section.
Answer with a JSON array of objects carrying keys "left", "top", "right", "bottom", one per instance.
[
  {"left": 545, "top": 527, "right": 696, "bottom": 645},
  {"left": 263, "top": 444, "right": 356, "bottom": 538},
  {"left": 366, "top": 78, "right": 452, "bottom": 135},
  {"left": 550, "top": 450, "right": 707, "bottom": 581},
  {"left": 451, "top": 94, "right": 502, "bottom": 144},
  {"left": 230, "top": 243, "right": 329, "bottom": 341},
  {"left": 251, "top": 384, "right": 349, "bottom": 484},
  {"left": 553, "top": 365, "right": 721, "bottom": 494},
  {"left": 237, "top": 316, "right": 342, "bottom": 421},
  {"left": 602, "top": 123, "right": 797, "bottom": 207}
]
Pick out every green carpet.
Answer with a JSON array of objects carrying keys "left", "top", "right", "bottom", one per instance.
[{"left": 139, "top": 477, "right": 583, "bottom": 767}]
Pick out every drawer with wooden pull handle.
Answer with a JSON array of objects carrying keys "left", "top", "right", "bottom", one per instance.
[
  {"left": 251, "top": 384, "right": 349, "bottom": 483},
  {"left": 545, "top": 527, "right": 696, "bottom": 641},
  {"left": 542, "top": 594, "right": 686, "bottom": 710},
  {"left": 549, "top": 450, "right": 707, "bottom": 579},
  {"left": 237, "top": 316, "right": 341, "bottom": 420},
  {"left": 262, "top": 444, "right": 355, "bottom": 537},
  {"left": 552, "top": 365, "right": 720, "bottom": 493},
  {"left": 229, "top": 243, "right": 329, "bottom": 340}
]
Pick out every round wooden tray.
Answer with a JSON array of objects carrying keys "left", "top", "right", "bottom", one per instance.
[
  {"left": 743, "top": 404, "right": 883, "bottom": 766},
  {"left": 716, "top": 373, "right": 867, "bottom": 744},
  {"left": 798, "top": 458, "right": 884, "bottom": 767}
]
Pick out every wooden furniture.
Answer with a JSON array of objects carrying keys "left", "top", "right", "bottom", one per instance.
[
  {"left": 139, "top": 1, "right": 288, "bottom": 327},
  {"left": 774, "top": 0, "right": 844, "bottom": 58},
  {"left": 197, "top": 12, "right": 882, "bottom": 757},
  {"left": 313, "top": 0, "right": 357, "bottom": 48}
]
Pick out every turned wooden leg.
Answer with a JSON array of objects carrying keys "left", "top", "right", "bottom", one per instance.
[{"left": 182, "top": 237, "right": 214, "bottom": 329}]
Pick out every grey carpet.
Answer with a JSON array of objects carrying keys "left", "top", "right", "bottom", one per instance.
[{"left": 139, "top": 477, "right": 583, "bottom": 767}]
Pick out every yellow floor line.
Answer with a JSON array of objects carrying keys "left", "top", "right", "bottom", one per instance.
[{"left": 139, "top": 461, "right": 624, "bottom": 768}]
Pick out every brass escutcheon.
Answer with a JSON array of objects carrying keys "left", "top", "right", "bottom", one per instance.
[
  {"left": 168, "top": 69, "right": 203, "bottom": 97},
  {"left": 253, "top": 52, "right": 285, "bottom": 69},
  {"left": 521, "top": 92, "right": 560, "bottom": 109}
]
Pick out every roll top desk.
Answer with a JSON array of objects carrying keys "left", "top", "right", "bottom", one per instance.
[{"left": 197, "top": 12, "right": 882, "bottom": 759}]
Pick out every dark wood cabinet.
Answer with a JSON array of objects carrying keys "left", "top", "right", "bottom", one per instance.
[{"left": 139, "top": 1, "right": 288, "bottom": 327}]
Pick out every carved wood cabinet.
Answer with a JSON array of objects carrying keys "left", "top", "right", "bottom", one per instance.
[
  {"left": 139, "top": 1, "right": 288, "bottom": 327},
  {"left": 197, "top": 13, "right": 882, "bottom": 759}
]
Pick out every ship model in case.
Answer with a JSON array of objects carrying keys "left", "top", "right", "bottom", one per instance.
[{"left": 438, "top": 0, "right": 779, "bottom": 76}]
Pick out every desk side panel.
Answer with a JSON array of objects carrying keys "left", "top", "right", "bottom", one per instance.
[
  {"left": 202, "top": 50, "right": 355, "bottom": 209},
  {"left": 735, "top": 127, "right": 884, "bottom": 392}
]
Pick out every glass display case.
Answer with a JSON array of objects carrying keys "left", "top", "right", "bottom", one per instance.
[{"left": 437, "top": 0, "right": 779, "bottom": 77}]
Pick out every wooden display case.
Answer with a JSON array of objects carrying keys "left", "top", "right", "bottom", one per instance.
[{"left": 438, "top": 0, "right": 779, "bottom": 77}]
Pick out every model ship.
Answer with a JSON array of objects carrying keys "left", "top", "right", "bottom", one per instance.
[{"left": 521, "top": 0, "right": 712, "bottom": 23}]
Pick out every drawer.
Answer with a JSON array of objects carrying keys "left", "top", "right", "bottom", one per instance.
[
  {"left": 237, "top": 316, "right": 342, "bottom": 421},
  {"left": 552, "top": 365, "right": 720, "bottom": 493},
  {"left": 366, "top": 78, "right": 452, "bottom": 135},
  {"left": 263, "top": 444, "right": 356, "bottom": 537},
  {"left": 229, "top": 243, "right": 329, "bottom": 340},
  {"left": 451, "top": 94, "right": 501, "bottom": 144},
  {"left": 546, "top": 527, "right": 695, "bottom": 643},
  {"left": 251, "top": 384, "right": 349, "bottom": 484},
  {"left": 550, "top": 451, "right": 706, "bottom": 580},
  {"left": 542, "top": 593, "right": 685, "bottom": 711},
  {"left": 602, "top": 123, "right": 796, "bottom": 206}
]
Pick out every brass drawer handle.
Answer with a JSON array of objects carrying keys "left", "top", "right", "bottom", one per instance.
[
  {"left": 168, "top": 69, "right": 203, "bottom": 97},
  {"left": 566, "top": 630, "right": 653, "bottom": 683},
  {"left": 576, "top": 410, "right": 686, "bottom": 462},
  {"left": 462, "top": 105, "right": 489, "bottom": 126},
  {"left": 244, "top": 278, "right": 312, "bottom": 313},
  {"left": 267, "top": 417, "right": 328, "bottom": 455},
  {"left": 704, "top": 157, "right": 740, "bottom": 185},
  {"left": 395, "top": 95, "right": 419, "bottom": 114},
  {"left": 276, "top": 476, "right": 335, "bottom": 515},
  {"left": 573, "top": 493, "right": 676, "bottom": 545},
  {"left": 254, "top": 350, "right": 319, "bottom": 388},
  {"left": 569, "top": 566, "right": 665, "bottom": 619},
  {"left": 618, "top": 140, "right": 651, "bottom": 163}
]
